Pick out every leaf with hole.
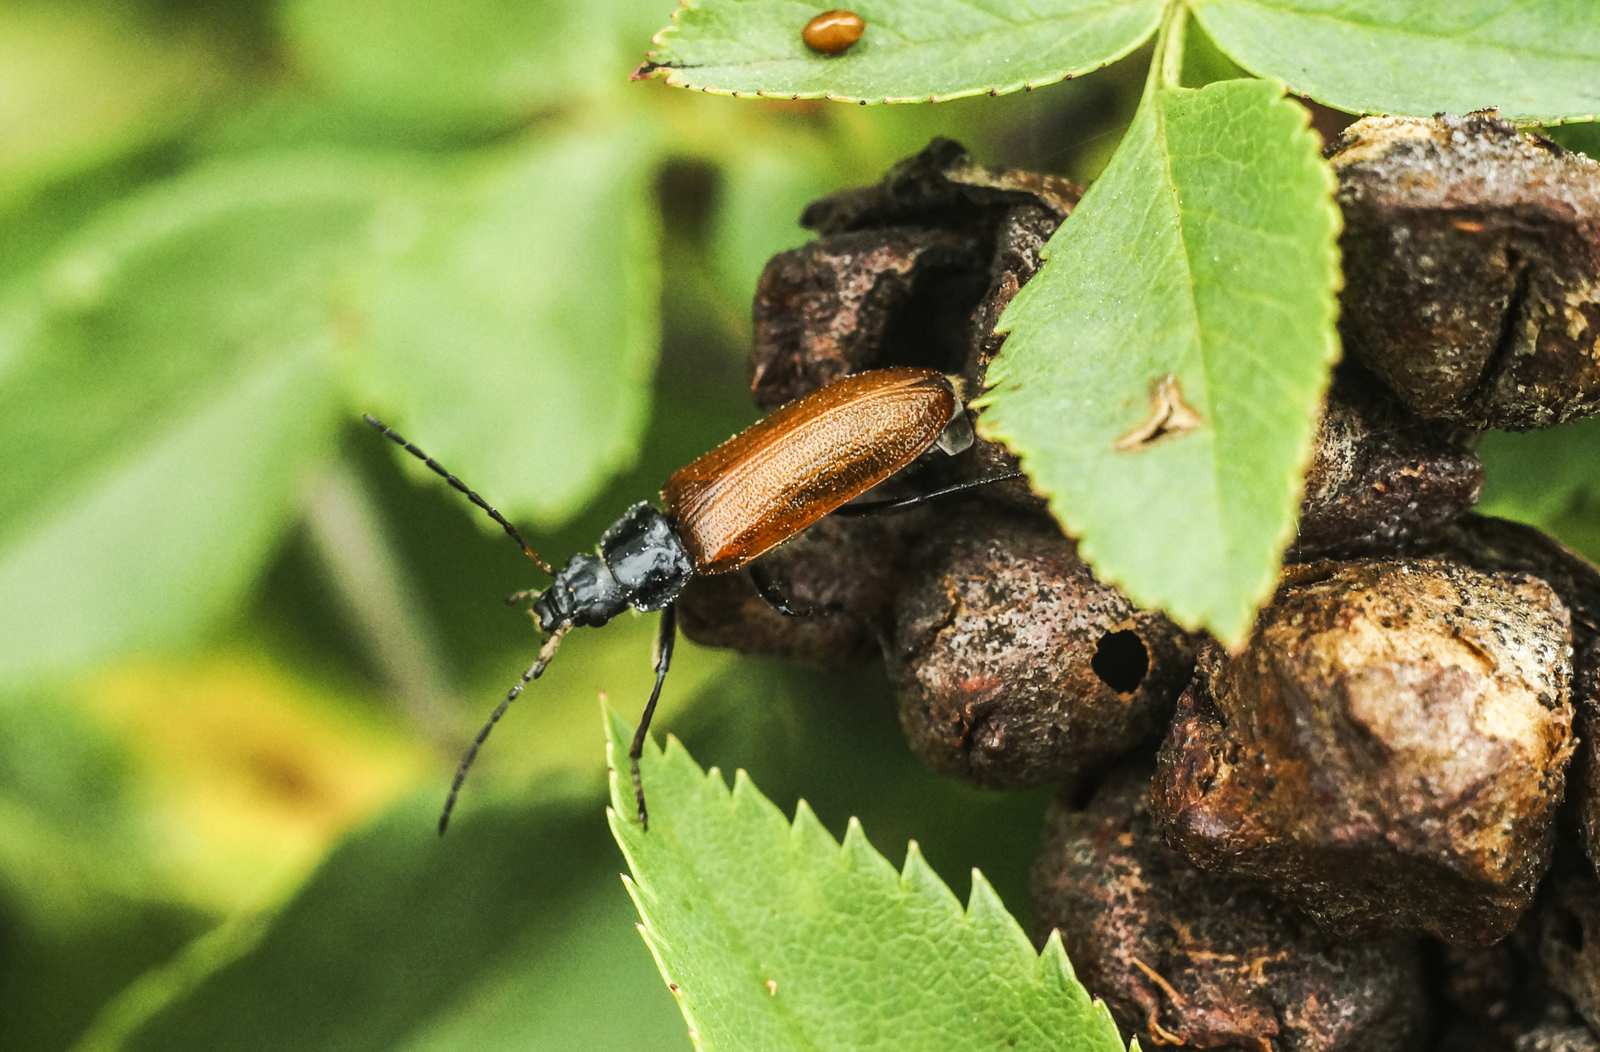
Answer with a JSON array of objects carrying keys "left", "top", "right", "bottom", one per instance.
[{"left": 980, "top": 76, "right": 1341, "bottom": 644}]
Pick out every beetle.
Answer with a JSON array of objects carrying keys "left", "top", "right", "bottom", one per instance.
[
  {"left": 801, "top": 9, "right": 865, "bottom": 54},
  {"left": 365, "top": 366, "right": 1020, "bottom": 833}
]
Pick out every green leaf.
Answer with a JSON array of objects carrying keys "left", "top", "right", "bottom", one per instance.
[
  {"left": 79, "top": 790, "right": 690, "bottom": 1052},
  {"left": 280, "top": 0, "right": 664, "bottom": 124},
  {"left": 638, "top": 0, "right": 1164, "bottom": 103},
  {"left": 1478, "top": 417, "right": 1600, "bottom": 523},
  {"left": 980, "top": 76, "right": 1340, "bottom": 644},
  {"left": 352, "top": 121, "right": 663, "bottom": 528},
  {"left": 1477, "top": 417, "right": 1600, "bottom": 561},
  {"left": 1192, "top": 0, "right": 1600, "bottom": 123},
  {"left": 0, "top": 4, "right": 236, "bottom": 201},
  {"left": 605, "top": 706, "right": 1126, "bottom": 1052},
  {"left": 707, "top": 137, "right": 844, "bottom": 316},
  {"left": 0, "top": 155, "right": 381, "bottom": 683}
]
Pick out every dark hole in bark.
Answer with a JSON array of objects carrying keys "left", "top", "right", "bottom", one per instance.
[
  {"left": 1066, "top": 768, "right": 1108, "bottom": 811},
  {"left": 1550, "top": 905, "right": 1586, "bottom": 953},
  {"left": 1092, "top": 629, "right": 1149, "bottom": 694},
  {"left": 876, "top": 262, "right": 989, "bottom": 374}
]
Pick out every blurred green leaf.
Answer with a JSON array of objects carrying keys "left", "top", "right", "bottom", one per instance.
[
  {"left": 1477, "top": 417, "right": 1600, "bottom": 561},
  {"left": 1549, "top": 121, "right": 1600, "bottom": 159},
  {"left": 0, "top": 113, "right": 669, "bottom": 683},
  {"left": 0, "top": 3, "right": 237, "bottom": 202},
  {"left": 707, "top": 136, "right": 843, "bottom": 316},
  {"left": 0, "top": 154, "right": 402, "bottom": 682},
  {"left": 1478, "top": 417, "right": 1600, "bottom": 523},
  {"left": 353, "top": 120, "right": 664, "bottom": 528},
  {"left": 1192, "top": 0, "right": 1600, "bottom": 122},
  {"left": 0, "top": 683, "right": 213, "bottom": 1052},
  {"left": 282, "top": 0, "right": 668, "bottom": 125},
  {"left": 0, "top": 686, "right": 132, "bottom": 862},
  {"left": 0, "top": 687, "right": 147, "bottom": 934},
  {"left": 1546, "top": 496, "right": 1600, "bottom": 566},
  {"left": 0, "top": 144, "right": 188, "bottom": 288},
  {"left": 4, "top": 890, "right": 207, "bottom": 1052},
  {"left": 980, "top": 76, "right": 1340, "bottom": 644},
  {"left": 638, "top": 0, "right": 1163, "bottom": 103},
  {"left": 0, "top": 345, "right": 335, "bottom": 683},
  {"left": 86, "top": 788, "right": 687, "bottom": 1052},
  {"left": 606, "top": 706, "right": 1126, "bottom": 1052}
]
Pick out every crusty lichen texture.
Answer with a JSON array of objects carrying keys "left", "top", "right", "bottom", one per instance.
[
  {"left": 1034, "top": 764, "right": 1427, "bottom": 1052},
  {"left": 1293, "top": 373, "right": 1483, "bottom": 557},
  {"left": 891, "top": 510, "right": 1198, "bottom": 789},
  {"left": 1331, "top": 112, "right": 1600, "bottom": 430},
  {"left": 1156, "top": 559, "right": 1575, "bottom": 943}
]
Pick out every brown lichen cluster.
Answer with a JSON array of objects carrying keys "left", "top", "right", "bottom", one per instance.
[
  {"left": 680, "top": 119, "right": 1600, "bottom": 1051},
  {"left": 1158, "top": 559, "right": 1574, "bottom": 944},
  {"left": 1332, "top": 112, "right": 1600, "bottom": 430}
]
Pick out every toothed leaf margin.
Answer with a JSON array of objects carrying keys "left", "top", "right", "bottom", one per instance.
[{"left": 604, "top": 704, "right": 1128, "bottom": 1052}]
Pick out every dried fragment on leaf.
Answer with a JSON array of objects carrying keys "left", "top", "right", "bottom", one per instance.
[{"left": 1112, "top": 374, "right": 1203, "bottom": 451}]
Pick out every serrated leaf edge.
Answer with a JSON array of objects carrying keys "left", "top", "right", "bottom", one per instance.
[
  {"left": 977, "top": 75, "right": 1341, "bottom": 645},
  {"left": 1190, "top": 0, "right": 1600, "bottom": 123},
  {"left": 635, "top": 0, "right": 1161, "bottom": 104},
  {"left": 603, "top": 702, "right": 1130, "bottom": 1051}
]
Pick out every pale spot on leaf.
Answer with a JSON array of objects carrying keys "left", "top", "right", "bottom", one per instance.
[{"left": 1113, "top": 375, "right": 1203, "bottom": 451}]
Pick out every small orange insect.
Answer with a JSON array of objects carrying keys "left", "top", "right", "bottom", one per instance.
[{"left": 802, "top": 9, "right": 865, "bottom": 54}]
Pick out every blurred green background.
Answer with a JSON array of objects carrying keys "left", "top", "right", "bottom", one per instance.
[
  {"left": 2, "top": 2, "right": 1596, "bottom": 1049},
  {"left": 0, "top": 1, "right": 1150, "bottom": 1048}
]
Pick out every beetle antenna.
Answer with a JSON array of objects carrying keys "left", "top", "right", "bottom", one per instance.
[
  {"left": 363, "top": 414, "right": 555, "bottom": 576},
  {"left": 438, "top": 624, "right": 570, "bottom": 835}
]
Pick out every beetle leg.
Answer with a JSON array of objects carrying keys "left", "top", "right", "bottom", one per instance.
[
  {"left": 832, "top": 471, "right": 1026, "bottom": 516},
  {"left": 629, "top": 603, "right": 677, "bottom": 829},
  {"left": 504, "top": 588, "right": 541, "bottom": 606},
  {"left": 750, "top": 561, "right": 820, "bottom": 618}
]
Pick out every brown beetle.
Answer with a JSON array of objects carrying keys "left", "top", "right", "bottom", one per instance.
[
  {"left": 366, "top": 367, "right": 1017, "bottom": 832},
  {"left": 802, "top": 9, "right": 865, "bottom": 54}
]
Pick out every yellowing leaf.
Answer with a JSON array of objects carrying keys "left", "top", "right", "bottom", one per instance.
[{"left": 88, "top": 654, "right": 429, "bottom": 911}]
